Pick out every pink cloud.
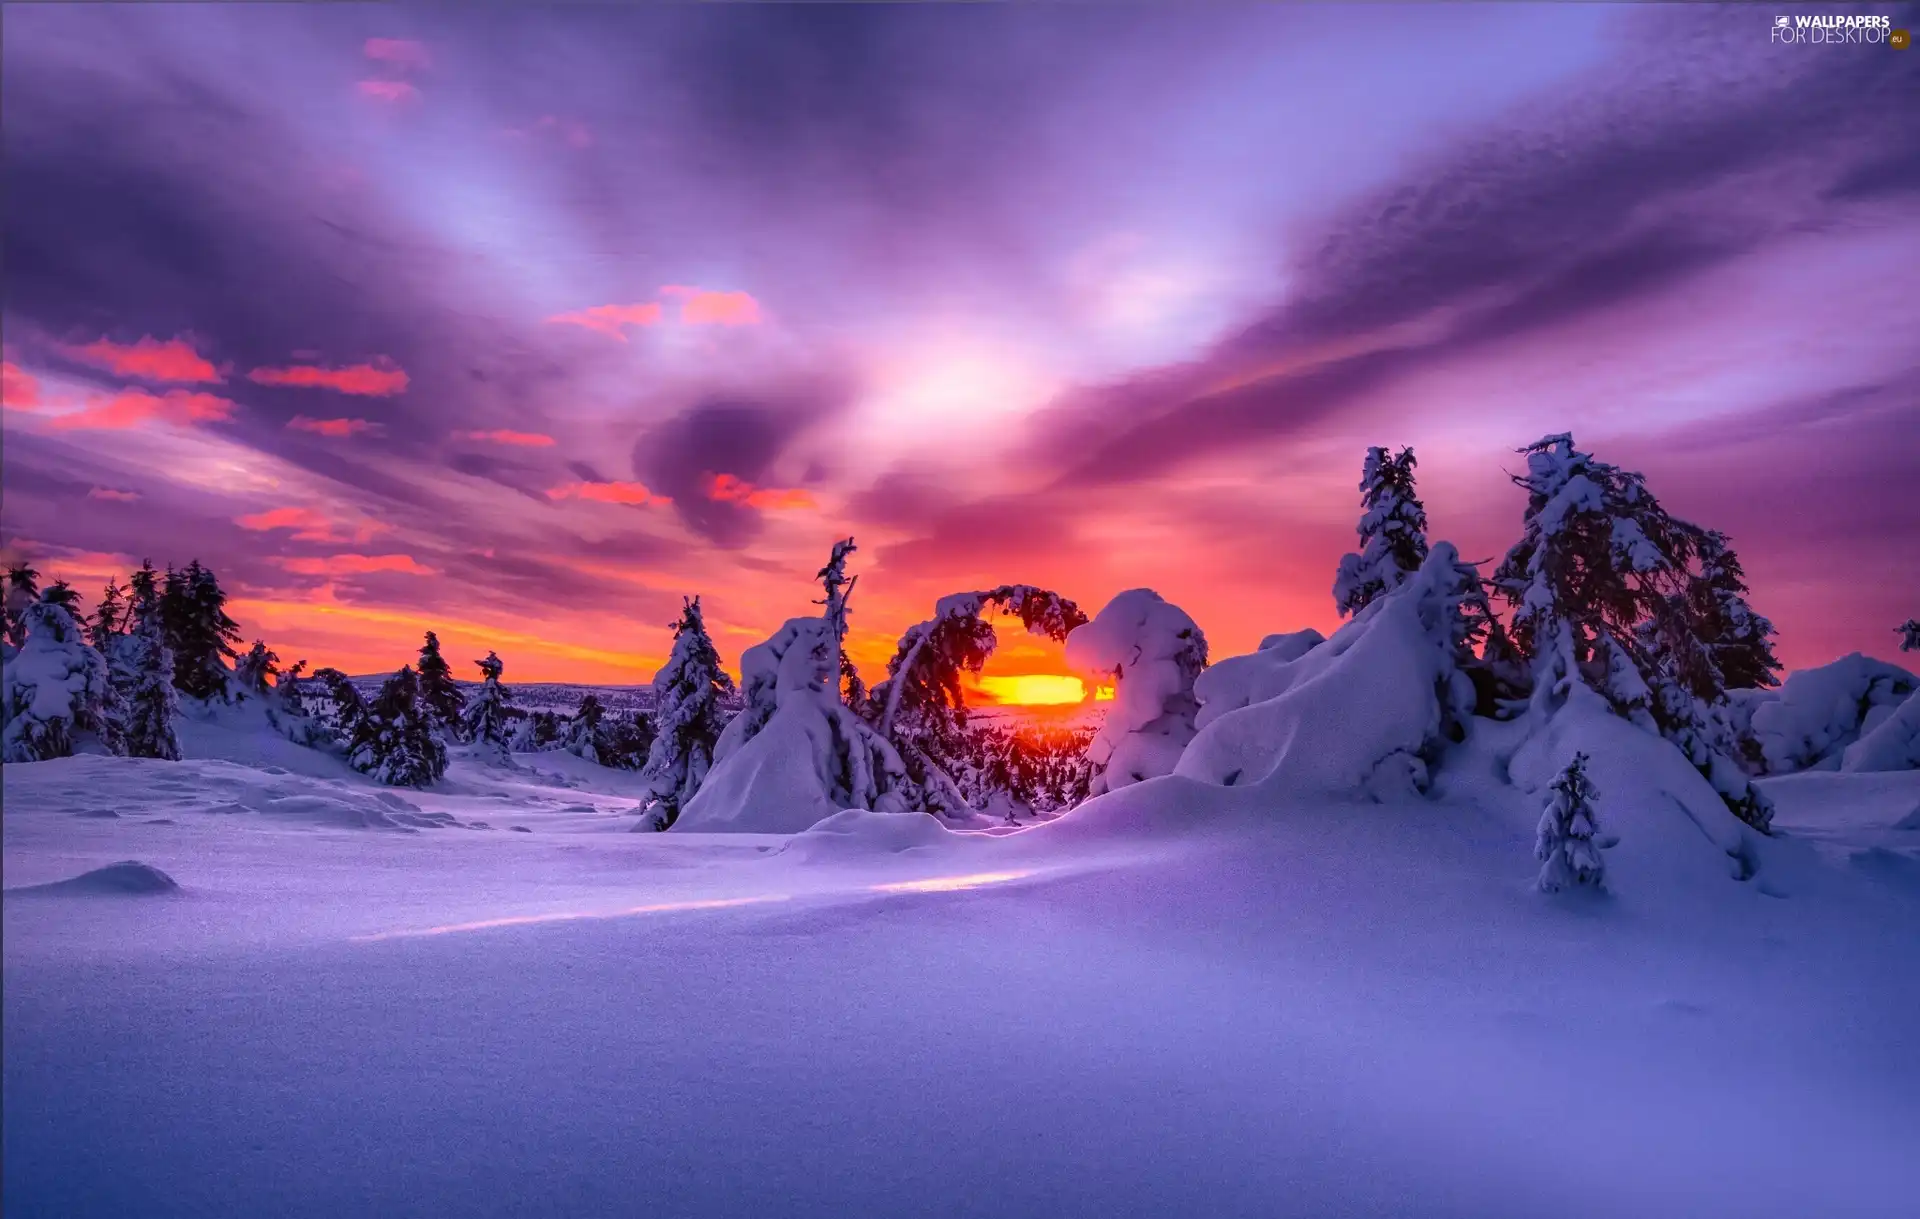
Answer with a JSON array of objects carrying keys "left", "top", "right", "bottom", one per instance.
[
  {"left": 706, "top": 472, "right": 815, "bottom": 511},
  {"left": 61, "top": 336, "right": 220, "bottom": 383},
  {"left": 249, "top": 361, "right": 409, "bottom": 396},
  {"left": 545, "top": 303, "right": 664, "bottom": 340},
  {"left": 47, "top": 388, "right": 236, "bottom": 431},
  {"left": 363, "top": 38, "right": 431, "bottom": 71},
  {"left": 288, "top": 416, "right": 381, "bottom": 438},
  {"left": 274, "top": 554, "right": 437, "bottom": 577},
  {"left": 87, "top": 487, "right": 140, "bottom": 503},
  {"left": 2, "top": 361, "right": 42, "bottom": 412},
  {"left": 456, "top": 428, "right": 557, "bottom": 447},
  {"left": 356, "top": 80, "right": 419, "bottom": 105},
  {"left": 546, "top": 480, "right": 671, "bottom": 507},
  {"left": 236, "top": 506, "right": 388, "bottom": 544},
  {"left": 661, "top": 286, "right": 762, "bottom": 326}
]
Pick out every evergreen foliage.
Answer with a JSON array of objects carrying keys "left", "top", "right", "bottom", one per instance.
[
  {"left": 1333, "top": 446, "right": 1430, "bottom": 618},
  {"left": 415, "top": 631, "right": 466, "bottom": 737},
  {"left": 462, "top": 651, "right": 517, "bottom": 764},
  {"left": 348, "top": 666, "right": 448, "bottom": 787},
  {"left": 638, "top": 597, "right": 736, "bottom": 829},
  {"left": 1536, "top": 752, "right": 1606, "bottom": 893}
]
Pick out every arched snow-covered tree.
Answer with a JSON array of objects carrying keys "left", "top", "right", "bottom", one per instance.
[
  {"left": 1334, "top": 446, "right": 1430, "bottom": 618},
  {"left": 1066, "top": 589, "right": 1208, "bottom": 795},
  {"left": 2, "top": 599, "right": 126, "bottom": 763},
  {"left": 462, "top": 651, "right": 516, "bottom": 766},
  {"left": 869, "top": 585, "right": 1088, "bottom": 818},
  {"left": 1536, "top": 752, "right": 1605, "bottom": 893},
  {"left": 639, "top": 597, "right": 735, "bottom": 830},
  {"left": 416, "top": 631, "right": 466, "bottom": 739},
  {"left": 349, "top": 666, "right": 447, "bottom": 787}
]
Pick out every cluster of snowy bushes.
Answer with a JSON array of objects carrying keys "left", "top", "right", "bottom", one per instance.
[{"left": 6, "top": 435, "right": 1915, "bottom": 865}]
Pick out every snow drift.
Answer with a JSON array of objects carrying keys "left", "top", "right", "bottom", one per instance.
[
  {"left": 1177, "top": 545, "right": 1477, "bottom": 799},
  {"left": 1065, "top": 589, "right": 1207, "bottom": 794},
  {"left": 1730, "top": 654, "right": 1917, "bottom": 774}
]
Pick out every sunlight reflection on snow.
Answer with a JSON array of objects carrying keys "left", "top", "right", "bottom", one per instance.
[
  {"left": 869, "top": 870, "right": 1033, "bottom": 894},
  {"left": 350, "top": 895, "right": 789, "bottom": 942}
]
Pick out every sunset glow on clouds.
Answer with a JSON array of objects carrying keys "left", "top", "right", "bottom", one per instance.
[
  {"left": 2, "top": 5, "right": 1915, "bottom": 690},
  {"left": 61, "top": 336, "right": 221, "bottom": 384},
  {"left": 249, "top": 362, "right": 409, "bottom": 396}
]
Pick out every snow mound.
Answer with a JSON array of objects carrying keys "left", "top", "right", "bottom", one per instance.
[
  {"left": 1510, "top": 686, "right": 1760, "bottom": 889},
  {"left": 1193, "top": 630, "right": 1325, "bottom": 731},
  {"left": 776, "top": 808, "right": 967, "bottom": 862},
  {"left": 1065, "top": 589, "right": 1207, "bottom": 793},
  {"left": 676, "top": 618, "right": 909, "bottom": 833},
  {"left": 1733, "top": 654, "right": 1917, "bottom": 774},
  {"left": 8, "top": 860, "right": 180, "bottom": 897},
  {"left": 1843, "top": 692, "right": 1920, "bottom": 773},
  {"left": 1177, "top": 546, "right": 1474, "bottom": 799}
]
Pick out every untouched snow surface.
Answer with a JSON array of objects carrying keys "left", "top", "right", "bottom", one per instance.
[{"left": 6, "top": 711, "right": 1920, "bottom": 1218}]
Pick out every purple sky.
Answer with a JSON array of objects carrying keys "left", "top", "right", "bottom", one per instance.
[{"left": 3, "top": 3, "right": 1916, "bottom": 686}]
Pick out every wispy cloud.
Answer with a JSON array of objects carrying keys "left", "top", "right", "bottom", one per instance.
[
  {"left": 61, "top": 336, "right": 220, "bottom": 383},
  {"left": 545, "top": 303, "right": 664, "bottom": 340},
  {"left": 273, "top": 553, "right": 437, "bottom": 576},
  {"left": 46, "top": 388, "right": 236, "bottom": 431},
  {"left": 356, "top": 80, "right": 419, "bottom": 105},
  {"left": 236, "top": 505, "right": 388, "bottom": 544},
  {"left": 705, "top": 472, "right": 814, "bottom": 510},
  {"left": 87, "top": 486, "right": 140, "bottom": 502},
  {"left": 547, "top": 480, "right": 672, "bottom": 507},
  {"left": 2, "top": 362, "right": 43, "bottom": 412},
  {"left": 363, "top": 38, "right": 431, "bottom": 72},
  {"left": 288, "top": 416, "right": 381, "bottom": 438},
  {"left": 662, "top": 286, "right": 762, "bottom": 325},
  {"left": 249, "top": 361, "right": 409, "bottom": 396},
  {"left": 455, "top": 428, "right": 556, "bottom": 447}
]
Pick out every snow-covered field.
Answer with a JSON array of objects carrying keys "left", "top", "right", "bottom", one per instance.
[{"left": 6, "top": 707, "right": 1918, "bottom": 1218}]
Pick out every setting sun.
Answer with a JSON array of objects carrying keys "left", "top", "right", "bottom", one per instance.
[{"left": 973, "top": 674, "right": 1092, "bottom": 705}]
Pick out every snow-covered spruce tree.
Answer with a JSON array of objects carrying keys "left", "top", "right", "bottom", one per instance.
[
  {"left": 1491, "top": 434, "right": 1774, "bottom": 832},
  {"left": 563, "top": 692, "right": 606, "bottom": 764},
  {"left": 1689, "top": 530, "right": 1780, "bottom": 691},
  {"left": 232, "top": 640, "right": 281, "bottom": 701},
  {"left": 1333, "top": 446, "right": 1431, "bottom": 618},
  {"left": 115, "top": 580, "right": 181, "bottom": 761},
  {"left": 596, "top": 711, "right": 654, "bottom": 770},
  {"left": 675, "top": 615, "right": 913, "bottom": 832},
  {"left": 462, "top": 651, "right": 516, "bottom": 765},
  {"left": 868, "top": 586, "right": 1089, "bottom": 818},
  {"left": 1536, "top": 751, "right": 1605, "bottom": 893},
  {"left": 414, "top": 631, "right": 466, "bottom": 739},
  {"left": 1900, "top": 620, "right": 1920, "bottom": 653},
  {"left": 348, "top": 666, "right": 447, "bottom": 787},
  {"left": 311, "top": 667, "right": 370, "bottom": 751},
  {"left": 89, "top": 578, "right": 129, "bottom": 653},
  {"left": 3, "top": 561, "right": 42, "bottom": 650},
  {"left": 163, "top": 560, "right": 243, "bottom": 701},
  {"left": 279, "top": 660, "right": 310, "bottom": 718},
  {"left": 41, "top": 580, "right": 82, "bottom": 614},
  {"left": 638, "top": 597, "right": 735, "bottom": 830},
  {"left": 1, "top": 598, "right": 126, "bottom": 762},
  {"left": 814, "top": 537, "right": 865, "bottom": 707},
  {"left": 1066, "top": 589, "right": 1208, "bottom": 796}
]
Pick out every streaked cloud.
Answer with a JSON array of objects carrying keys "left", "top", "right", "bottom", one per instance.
[
  {"left": 45, "top": 388, "right": 236, "bottom": 431},
  {"left": 356, "top": 80, "right": 419, "bottom": 105},
  {"left": 273, "top": 553, "right": 437, "bottom": 577},
  {"left": 2, "top": 362, "right": 43, "bottom": 412},
  {"left": 249, "top": 361, "right": 409, "bottom": 396},
  {"left": 546, "top": 480, "right": 672, "bottom": 507},
  {"left": 288, "top": 416, "right": 381, "bottom": 438},
  {"left": 87, "top": 487, "right": 141, "bottom": 502},
  {"left": 363, "top": 38, "right": 431, "bottom": 72},
  {"left": 60, "top": 336, "right": 220, "bottom": 384},
  {"left": 706, "top": 472, "right": 815, "bottom": 511},
  {"left": 545, "top": 303, "right": 664, "bottom": 340},
  {"left": 456, "top": 428, "right": 556, "bottom": 447}
]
